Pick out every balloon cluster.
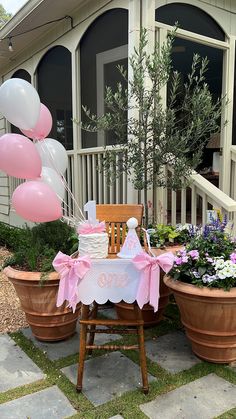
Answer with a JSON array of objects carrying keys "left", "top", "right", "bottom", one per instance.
[{"left": 0, "top": 78, "right": 70, "bottom": 223}]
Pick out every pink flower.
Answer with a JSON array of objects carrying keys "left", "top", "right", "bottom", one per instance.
[
  {"left": 175, "top": 256, "right": 188, "bottom": 265},
  {"left": 175, "top": 257, "right": 184, "bottom": 265},
  {"left": 230, "top": 252, "right": 236, "bottom": 264},
  {"left": 188, "top": 250, "right": 199, "bottom": 260}
]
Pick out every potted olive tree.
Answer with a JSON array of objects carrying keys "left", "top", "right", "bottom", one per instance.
[
  {"left": 3, "top": 220, "right": 79, "bottom": 341},
  {"left": 80, "top": 28, "right": 223, "bottom": 227},
  {"left": 78, "top": 28, "right": 224, "bottom": 325}
]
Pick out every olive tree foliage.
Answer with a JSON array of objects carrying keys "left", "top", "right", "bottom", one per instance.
[{"left": 80, "top": 29, "right": 223, "bottom": 226}]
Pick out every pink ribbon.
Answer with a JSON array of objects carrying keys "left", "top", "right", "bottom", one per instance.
[
  {"left": 132, "top": 252, "right": 174, "bottom": 312},
  {"left": 53, "top": 251, "right": 91, "bottom": 312},
  {"left": 77, "top": 221, "right": 106, "bottom": 234}
]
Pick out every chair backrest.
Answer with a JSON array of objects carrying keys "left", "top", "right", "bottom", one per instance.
[{"left": 96, "top": 204, "right": 143, "bottom": 255}]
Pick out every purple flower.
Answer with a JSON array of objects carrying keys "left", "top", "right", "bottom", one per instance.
[
  {"left": 202, "top": 274, "right": 216, "bottom": 284},
  {"left": 188, "top": 250, "right": 199, "bottom": 260},
  {"left": 192, "top": 270, "right": 201, "bottom": 278},
  {"left": 203, "top": 225, "right": 210, "bottom": 238},
  {"left": 206, "top": 256, "right": 213, "bottom": 263},
  {"left": 174, "top": 254, "right": 188, "bottom": 265},
  {"left": 175, "top": 257, "right": 185, "bottom": 265},
  {"left": 230, "top": 252, "right": 236, "bottom": 264}
]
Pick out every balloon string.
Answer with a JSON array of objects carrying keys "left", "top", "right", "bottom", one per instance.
[
  {"left": 142, "top": 228, "right": 156, "bottom": 257},
  {"left": 35, "top": 140, "right": 85, "bottom": 223}
]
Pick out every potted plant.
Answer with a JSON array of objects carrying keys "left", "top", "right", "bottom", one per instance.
[
  {"left": 115, "top": 223, "right": 191, "bottom": 325},
  {"left": 164, "top": 216, "right": 236, "bottom": 363},
  {"left": 2, "top": 220, "right": 79, "bottom": 342}
]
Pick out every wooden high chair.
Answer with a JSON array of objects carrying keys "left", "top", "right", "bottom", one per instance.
[{"left": 76, "top": 204, "right": 149, "bottom": 394}]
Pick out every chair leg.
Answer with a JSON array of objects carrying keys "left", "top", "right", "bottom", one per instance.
[
  {"left": 134, "top": 303, "right": 149, "bottom": 394},
  {"left": 87, "top": 302, "right": 98, "bottom": 355},
  {"left": 76, "top": 304, "right": 89, "bottom": 393}
]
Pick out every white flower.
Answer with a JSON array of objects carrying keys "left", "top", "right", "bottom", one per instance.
[{"left": 214, "top": 259, "right": 236, "bottom": 279}]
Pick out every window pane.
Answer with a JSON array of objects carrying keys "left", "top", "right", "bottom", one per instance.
[
  {"left": 170, "top": 37, "right": 223, "bottom": 173},
  {"left": 37, "top": 46, "right": 73, "bottom": 150},
  {"left": 155, "top": 3, "right": 225, "bottom": 41},
  {"left": 80, "top": 8, "right": 128, "bottom": 148},
  {"left": 104, "top": 57, "right": 128, "bottom": 146}
]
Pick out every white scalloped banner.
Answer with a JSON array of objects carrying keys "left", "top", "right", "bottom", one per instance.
[{"left": 77, "top": 258, "right": 141, "bottom": 305}]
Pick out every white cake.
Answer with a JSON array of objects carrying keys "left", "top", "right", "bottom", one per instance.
[{"left": 79, "top": 232, "right": 108, "bottom": 258}]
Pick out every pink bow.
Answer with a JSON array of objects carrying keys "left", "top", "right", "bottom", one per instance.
[
  {"left": 53, "top": 251, "right": 91, "bottom": 312},
  {"left": 132, "top": 252, "right": 174, "bottom": 312},
  {"left": 77, "top": 221, "right": 106, "bottom": 234}
]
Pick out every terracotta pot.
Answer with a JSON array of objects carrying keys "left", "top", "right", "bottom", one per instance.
[
  {"left": 4, "top": 266, "right": 80, "bottom": 342},
  {"left": 164, "top": 276, "right": 236, "bottom": 363},
  {"left": 115, "top": 271, "right": 170, "bottom": 326},
  {"left": 115, "top": 245, "right": 182, "bottom": 326}
]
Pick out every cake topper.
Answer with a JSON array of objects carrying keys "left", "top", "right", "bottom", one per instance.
[
  {"left": 117, "top": 217, "right": 143, "bottom": 258},
  {"left": 77, "top": 200, "right": 106, "bottom": 234}
]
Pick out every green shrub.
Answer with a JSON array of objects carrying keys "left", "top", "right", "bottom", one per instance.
[
  {"left": 2, "top": 220, "right": 78, "bottom": 272},
  {"left": 0, "top": 222, "right": 31, "bottom": 251}
]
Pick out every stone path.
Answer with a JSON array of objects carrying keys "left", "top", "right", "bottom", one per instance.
[
  {"left": 0, "top": 386, "right": 76, "bottom": 419},
  {"left": 62, "top": 351, "right": 156, "bottom": 406},
  {"left": 0, "top": 320, "right": 236, "bottom": 418},
  {"left": 0, "top": 335, "right": 44, "bottom": 392},
  {"left": 139, "top": 374, "right": 236, "bottom": 419}
]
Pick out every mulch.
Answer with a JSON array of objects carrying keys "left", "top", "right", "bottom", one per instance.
[{"left": 0, "top": 247, "right": 28, "bottom": 333}]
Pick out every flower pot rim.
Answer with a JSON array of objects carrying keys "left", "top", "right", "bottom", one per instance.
[
  {"left": 164, "top": 275, "right": 236, "bottom": 297},
  {"left": 151, "top": 245, "right": 184, "bottom": 255},
  {"left": 3, "top": 265, "right": 59, "bottom": 282}
]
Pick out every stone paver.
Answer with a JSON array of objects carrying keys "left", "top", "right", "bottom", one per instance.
[
  {"left": 0, "top": 385, "right": 76, "bottom": 419},
  {"left": 22, "top": 322, "right": 121, "bottom": 360},
  {"left": 140, "top": 373, "right": 236, "bottom": 419},
  {"left": 109, "top": 415, "right": 124, "bottom": 419},
  {"left": 62, "top": 351, "right": 156, "bottom": 406},
  {"left": 145, "top": 331, "right": 201, "bottom": 373},
  {"left": 0, "top": 335, "right": 44, "bottom": 392},
  {"left": 99, "top": 307, "right": 117, "bottom": 319}
]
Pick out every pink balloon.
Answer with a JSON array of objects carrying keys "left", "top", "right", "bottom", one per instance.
[
  {"left": 12, "top": 181, "right": 63, "bottom": 222},
  {"left": 21, "top": 103, "right": 52, "bottom": 140},
  {"left": 0, "top": 133, "right": 42, "bottom": 179}
]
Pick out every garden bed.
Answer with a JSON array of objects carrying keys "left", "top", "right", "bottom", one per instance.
[{"left": 0, "top": 247, "right": 28, "bottom": 333}]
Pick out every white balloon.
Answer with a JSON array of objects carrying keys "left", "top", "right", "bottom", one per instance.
[
  {"left": 35, "top": 138, "right": 68, "bottom": 175},
  {"left": 40, "top": 166, "right": 65, "bottom": 201},
  {"left": 0, "top": 79, "right": 40, "bottom": 130}
]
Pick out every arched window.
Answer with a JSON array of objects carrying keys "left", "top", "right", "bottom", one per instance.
[
  {"left": 80, "top": 8, "right": 128, "bottom": 148},
  {"left": 11, "top": 69, "right": 31, "bottom": 134},
  {"left": 37, "top": 46, "right": 73, "bottom": 150},
  {"left": 155, "top": 3, "right": 225, "bottom": 40},
  {"left": 156, "top": 4, "right": 224, "bottom": 175},
  {"left": 12, "top": 69, "right": 31, "bottom": 83}
]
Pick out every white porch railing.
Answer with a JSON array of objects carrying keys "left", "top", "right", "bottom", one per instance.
[
  {"left": 156, "top": 166, "right": 236, "bottom": 235},
  {"left": 76, "top": 147, "right": 128, "bottom": 208},
  {"left": 230, "top": 146, "right": 236, "bottom": 201},
  {"left": 7, "top": 147, "right": 236, "bottom": 234}
]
